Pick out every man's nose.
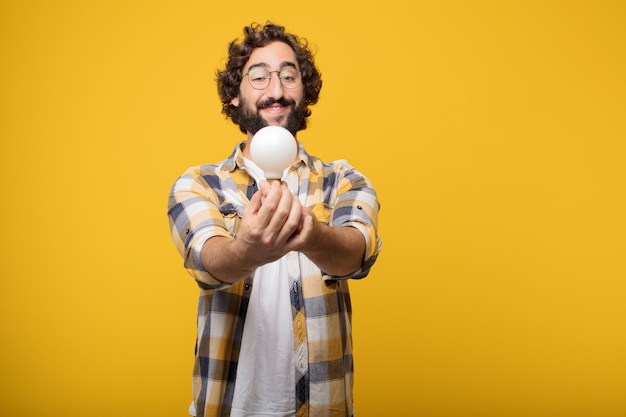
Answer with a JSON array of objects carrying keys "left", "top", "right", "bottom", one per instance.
[{"left": 266, "top": 72, "right": 285, "bottom": 98}]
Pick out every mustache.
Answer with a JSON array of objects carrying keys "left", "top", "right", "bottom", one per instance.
[{"left": 257, "top": 97, "right": 296, "bottom": 109}]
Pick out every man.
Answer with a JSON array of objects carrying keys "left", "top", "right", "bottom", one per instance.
[{"left": 167, "top": 22, "right": 382, "bottom": 417}]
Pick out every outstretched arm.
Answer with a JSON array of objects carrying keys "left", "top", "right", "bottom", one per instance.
[{"left": 298, "top": 217, "right": 365, "bottom": 277}]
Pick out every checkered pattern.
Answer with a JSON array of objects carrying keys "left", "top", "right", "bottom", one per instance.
[{"left": 168, "top": 142, "right": 382, "bottom": 417}]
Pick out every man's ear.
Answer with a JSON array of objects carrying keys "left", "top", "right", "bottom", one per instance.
[{"left": 231, "top": 96, "right": 239, "bottom": 107}]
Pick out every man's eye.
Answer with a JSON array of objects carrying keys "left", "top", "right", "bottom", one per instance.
[{"left": 248, "top": 69, "right": 268, "bottom": 81}]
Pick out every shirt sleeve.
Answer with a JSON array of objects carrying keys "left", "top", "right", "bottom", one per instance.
[
  {"left": 167, "top": 166, "right": 233, "bottom": 289},
  {"left": 329, "top": 162, "right": 383, "bottom": 280}
]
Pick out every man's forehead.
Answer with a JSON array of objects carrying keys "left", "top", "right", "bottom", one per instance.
[{"left": 244, "top": 42, "right": 297, "bottom": 70}]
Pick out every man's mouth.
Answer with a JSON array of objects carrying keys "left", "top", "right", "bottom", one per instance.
[{"left": 262, "top": 103, "right": 286, "bottom": 112}]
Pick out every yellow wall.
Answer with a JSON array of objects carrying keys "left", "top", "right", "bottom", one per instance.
[{"left": 1, "top": 1, "right": 625, "bottom": 416}]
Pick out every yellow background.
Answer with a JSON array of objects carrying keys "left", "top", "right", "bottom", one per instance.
[{"left": 1, "top": 1, "right": 625, "bottom": 416}]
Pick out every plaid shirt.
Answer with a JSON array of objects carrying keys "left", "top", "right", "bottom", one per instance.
[{"left": 168, "top": 142, "right": 382, "bottom": 417}]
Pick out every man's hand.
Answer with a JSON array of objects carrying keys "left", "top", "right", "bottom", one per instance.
[
  {"left": 237, "top": 180, "right": 314, "bottom": 265},
  {"left": 200, "top": 180, "right": 365, "bottom": 283}
]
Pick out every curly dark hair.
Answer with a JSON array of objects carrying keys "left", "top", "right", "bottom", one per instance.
[{"left": 216, "top": 22, "right": 323, "bottom": 133}]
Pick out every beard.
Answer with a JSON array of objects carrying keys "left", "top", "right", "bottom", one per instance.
[{"left": 237, "top": 97, "right": 307, "bottom": 136}]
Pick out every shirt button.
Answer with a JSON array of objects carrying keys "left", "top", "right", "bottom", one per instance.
[{"left": 244, "top": 283, "right": 251, "bottom": 291}]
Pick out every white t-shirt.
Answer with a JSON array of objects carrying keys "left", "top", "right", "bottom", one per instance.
[{"left": 230, "top": 159, "right": 296, "bottom": 417}]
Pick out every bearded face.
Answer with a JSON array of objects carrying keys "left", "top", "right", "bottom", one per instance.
[{"left": 236, "top": 96, "right": 307, "bottom": 136}]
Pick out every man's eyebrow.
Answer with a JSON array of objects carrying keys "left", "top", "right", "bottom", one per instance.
[{"left": 246, "top": 62, "right": 269, "bottom": 71}]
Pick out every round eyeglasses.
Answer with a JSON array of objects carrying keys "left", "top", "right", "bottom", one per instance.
[{"left": 243, "top": 67, "right": 302, "bottom": 90}]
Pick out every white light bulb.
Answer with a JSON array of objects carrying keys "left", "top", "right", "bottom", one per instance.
[{"left": 250, "top": 126, "right": 297, "bottom": 180}]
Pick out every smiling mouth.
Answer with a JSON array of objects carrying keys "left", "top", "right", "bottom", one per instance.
[{"left": 261, "top": 104, "right": 287, "bottom": 112}]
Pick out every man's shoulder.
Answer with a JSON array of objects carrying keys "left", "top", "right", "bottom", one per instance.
[{"left": 314, "top": 157, "right": 356, "bottom": 176}]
